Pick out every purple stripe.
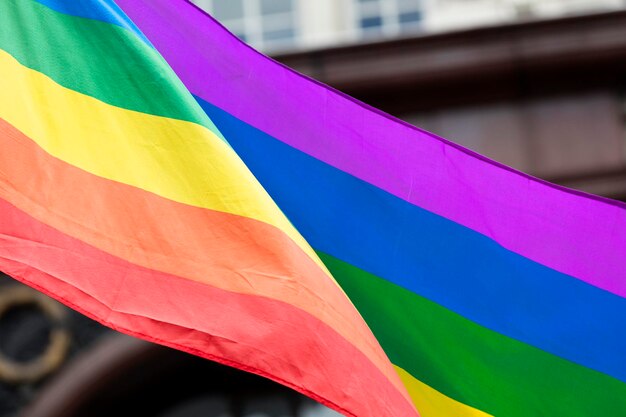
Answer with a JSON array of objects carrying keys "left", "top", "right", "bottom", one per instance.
[{"left": 117, "top": 0, "right": 626, "bottom": 298}]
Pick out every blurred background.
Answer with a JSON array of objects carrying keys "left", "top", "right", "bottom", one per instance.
[{"left": 2, "top": 1, "right": 625, "bottom": 416}]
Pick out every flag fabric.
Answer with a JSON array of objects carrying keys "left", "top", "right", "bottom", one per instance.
[
  {"left": 0, "top": 1, "right": 416, "bottom": 416},
  {"left": 1, "top": 1, "right": 626, "bottom": 416}
]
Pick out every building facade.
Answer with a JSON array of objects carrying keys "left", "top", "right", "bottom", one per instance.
[{"left": 191, "top": 0, "right": 626, "bottom": 52}]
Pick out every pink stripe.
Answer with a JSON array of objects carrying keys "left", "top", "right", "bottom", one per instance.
[{"left": 117, "top": 0, "right": 626, "bottom": 297}]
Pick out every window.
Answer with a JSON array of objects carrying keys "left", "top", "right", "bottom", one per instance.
[
  {"left": 354, "top": 0, "right": 423, "bottom": 38},
  {"left": 260, "top": 0, "right": 292, "bottom": 15},
  {"left": 192, "top": 0, "right": 297, "bottom": 51},
  {"left": 213, "top": 1, "right": 244, "bottom": 20},
  {"left": 361, "top": 16, "right": 384, "bottom": 30}
]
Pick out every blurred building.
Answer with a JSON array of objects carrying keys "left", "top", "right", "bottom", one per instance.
[
  {"left": 2, "top": 1, "right": 626, "bottom": 417},
  {"left": 191, "top": 0, "right": 626, "bottom": 52}
]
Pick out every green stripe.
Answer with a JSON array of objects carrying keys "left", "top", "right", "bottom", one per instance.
[
  {"left": 318, "top": 251, "right": 626, "bottom": 417},
  {"left": 1, "top": 0, "right": 220, "bottom": 135}
]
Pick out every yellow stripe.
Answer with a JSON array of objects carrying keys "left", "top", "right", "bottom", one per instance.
[
  {"left": 0, "top": 48, "right": 330, "bottom": 276},
  {"left": 394, "top": 365, "right": 493, "bottom": 417}
]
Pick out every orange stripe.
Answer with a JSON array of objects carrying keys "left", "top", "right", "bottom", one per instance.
[
  {"left": 0, "top": 198, "right": 418, "bottom": 417},
  {"left": 0, "top": 117, "right": 411, "bottom": 403},
  {"left": 0, "top": 47, "right": 328, "bottom": 278}
]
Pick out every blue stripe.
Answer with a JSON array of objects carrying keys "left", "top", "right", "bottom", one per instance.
[
  {"left": 32, "top": 0, "right": 152, "bottom": 46},
  {"left": 196, "top": 95, "right": 626, "bottom": 384}
]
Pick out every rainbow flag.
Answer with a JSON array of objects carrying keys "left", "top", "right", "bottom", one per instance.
[{"left": 1, "top": 1, "right": 625, "bottom": 416}]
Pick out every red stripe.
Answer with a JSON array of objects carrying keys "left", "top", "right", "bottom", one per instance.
[{"left": 0, "top": 198, "right": 418, "bottom": 417}]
